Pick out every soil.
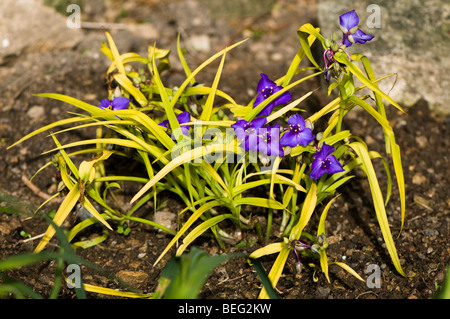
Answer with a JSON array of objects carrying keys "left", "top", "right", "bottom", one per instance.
[{"left": 0, "top": 0, "right": 448, "bottom": 300}]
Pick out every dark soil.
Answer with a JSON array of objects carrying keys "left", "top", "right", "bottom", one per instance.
[{"left": 0, "top": 0, "right": 448, "bottom": 300}]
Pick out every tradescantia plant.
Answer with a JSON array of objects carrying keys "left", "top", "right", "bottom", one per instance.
[{"left": 8, "top": 10, "right": 408, "bottom": 298}]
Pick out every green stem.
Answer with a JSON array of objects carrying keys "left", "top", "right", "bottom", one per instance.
[{"left": 265, "top": 209, "right": 273, "bottom": 244}]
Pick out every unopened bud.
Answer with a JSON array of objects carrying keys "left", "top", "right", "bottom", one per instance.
[
  {"left": 258, "top": 154, "right": 271, "bottom": 166},
  {"left": 305, "top": 118, "right": 314, "bottom": 130},
  {"left": 317, "top": 233, "right": 326, "bottom": 245},
  {"left": 331, "top": 42, "right": 339, "bottom": 52},
  {"left": 295, "top": 261, "right": 303, "bottom": 274},
  {"left": 311, "top": 244, "right": 320, "bottom": 254},
  {"left": 114, "top": 86, "right": 122, "bottom": 99},
  {"left": 330, "top": 32, "right": 337, "bottom": 42},
  {"left": 316, "top": 131, "right": 323, "bottom": 141},
  {"left": 294, "top": 242, "right": 309, "bottom": 252},
  {"left": 57, "top": 181, "right": 66, "bottom": 192},
  {"left": 283, "top": 146, "right": 292, "bottom": 156}
]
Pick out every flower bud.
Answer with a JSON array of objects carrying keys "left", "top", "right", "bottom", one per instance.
[
  {"left": 330, "top": 32, "right": 337, "bottom": 42},
  {"left": 114, "top": 86, "right": 122, "bottom": 99},
  {"left": 311, "top": 244, "right": 320, "bottom": 254},
  {"left": 295, "top": 261, "right": 303, "bottom": 274},
  {"left": 294, "top": 242, "right": 308, "bottom": 252},
  {"left": 305, "top": 118, "right": 314, "bottom": 130},
  {"left": 258, "top": 154, "right": 271, "bottom": 166},
  {"left": 315, "top": 131, "right": 323, "bottom": 141},
  {"left": 283, "top": 146, "right": 292, "bottom": 156},
  {"left": 331, "top": 42, "right": 339, "bottom": 52},
  {"left": 317, "top": 233, "right": 326, "bottom": 245}
]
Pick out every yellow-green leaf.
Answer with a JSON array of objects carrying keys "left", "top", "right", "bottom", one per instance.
[
  {"left": 35, "top": 185, "right": 80, "bottom": 253},
  {"left": 349, "top": 142, "right": 406, "bottom": 276}
]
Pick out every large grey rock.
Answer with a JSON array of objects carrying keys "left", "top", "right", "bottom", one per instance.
[
  {"left": 0, "top": 0, "right": 83, "bottom": 64},
  {"left": 317, "top": 0, "right": 450, "bottom": 115}
]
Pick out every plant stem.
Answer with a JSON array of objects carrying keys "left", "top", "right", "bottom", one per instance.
[{"left": 265, "top": 209, "right": 273, "bottom": 244}]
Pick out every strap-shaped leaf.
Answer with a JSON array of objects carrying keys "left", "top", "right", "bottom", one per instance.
[
  {"left": 176, "top": 214, "right": 235, "bottom": 256},
  {"left": 34, "top": 185, "right": 80, "bottom": 253},
  {"left": 200, "top": 52, "right": 226, "bottom": 122},
  {"left": 349, "top": 142, "right": 406, "bottom": 277},
  {"left": 297, "top": 24, "right": 324, "bottom": 69},
  {"left": 289, "top": 183, "right": 317, "bottom": 241}
]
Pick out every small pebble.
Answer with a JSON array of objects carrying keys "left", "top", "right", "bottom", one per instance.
[{"left": 422, "top": 229, "right": 439, "bottom": 237}]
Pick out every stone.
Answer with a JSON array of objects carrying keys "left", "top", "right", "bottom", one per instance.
[
  {"left": 126, "top": 24, "right": 159, "bottom": 42},
  {"left": 412, "top": 172, "right": 426, "bottom": 185},
  {"left": 422, "top": 229, "right": 439, "bottom": 237},
  {"left": 0, "top": 222, "right": 11, "bottom": 235},
  {"left": 26, "top": 105, "right": 45, "bottom": 120},
  {"left": 188, "top": 34, "right": 211, "bottom": 53},
  {"left": 315, "top": 286, "right": 331, "bottom": 299},
  {"left": 115, "top": 270, "right": 149, "bottom": 289},
  {"left": 415, "top": 136, "right": 428, "bottom": 148},
  {"left": 317, "top": 0, "right": 450, "bottom": 115},
  {"left": 0, "top": 0, "right": 82, "bottom": 64},
  {"left": 153, "top": 211, "right": 176, "bottom": 231}
]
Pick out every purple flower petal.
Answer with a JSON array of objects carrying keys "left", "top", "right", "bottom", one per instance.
[
  {"left": 232, "top": 117, "right": 267, "bottom": 152},
  {"left": 159, "top": 119, "right": 169, "bottom": 129},
  {"left": 309, "top": 158, "right": 325, "bottom": 180},
  {"left": 309, "top": 143, "right": 344, "bottom": 179},
  {"left": 111, "top": 97, "right": 130, "bottom": 110},
  {"left": 99, "top": 99, "right": 111, "bottom": 110},
  {"left": 231, "top": 119, "right": 248, "bottom": 140},
  {"left": 280, "top": 131, "right": 297, "bottom": 147},
  {"left": 254, "top": 73, "right": 292, "bottom": 116},
  {"left": 254, "top": 94, "right": 266, "bottom": 108},
  {"left": 351, "top": 28, "right": 374, "bottom": 45},
  {"left": 280, "top": 114, "right": 315, "bottom": 147},
  {"left": 339, "top": 10, "right": 359, "bottom": 33},
  {"left": 158, "top": 111, "right": 192, "bottom": 140},
  {"left": 259, "top": 124, "right": 284, "bottom": 157},
  {"left": 316, "top": 143, "right": 335, "bottom": 159},
  {"left": 294, "top": 128, "right": 314, "bottom": 146},
  {"left": 245, "top": 133, "right": 259, "bottom": 151},
  {"left": 177, "top": 111, "right": 191, "bottom": 124},
  {"left": 251, "top": 117, "right": 268, "bottom": 129},
  {"left": 287, "top": 113, "right": 306, "bottom": 127},
  {"left": 325, "top": 155, "right": 345, "bottom": 174},
  {"left": 256, "top": 73, "right": 277, "bottom": 94},
  {"left": 256, "top": 102, "right": 276, "bottom": 117},
  {"left": 274, "top": 90, "right": 292, "bottom": 106}
]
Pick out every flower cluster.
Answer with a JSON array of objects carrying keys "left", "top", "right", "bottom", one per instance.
[
  {"left": 231, "top": 73, "right": 344, "bottom": 180},
  {"left": 323, "top": 10, "right": 374, "bottom": 82}
]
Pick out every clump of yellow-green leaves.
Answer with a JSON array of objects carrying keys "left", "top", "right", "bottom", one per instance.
[{"left": 8, "top": 10, "right": 409, "bottom": 298}]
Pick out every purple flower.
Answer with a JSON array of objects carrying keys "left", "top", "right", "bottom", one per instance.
[
  {"left": 98, "top": 97, "right": 130, "bottom": 111},
  {"left": 339, "top": 10, "right": 374, "bottom": 47},
  {"left": 258, "top": 123, "right": 284, "bottom": 157},
  {"left": 159, "top": 111, "right": 191, "bottom": 139},
  {"left": 309, "top": 143, "right": 344, "bottom": 180},
  {"left": 231, "top": 117, "right": 267, "bottom": 152},
  {"left": 254, "top": 74, "right": 292, "bottom": 116},
  {"left": 280, "top": 114, "right": 315, "bottom": 147}
]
